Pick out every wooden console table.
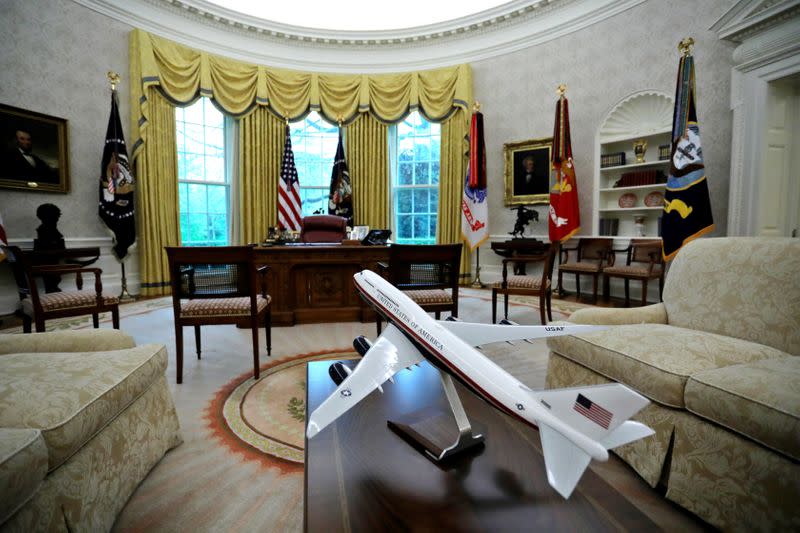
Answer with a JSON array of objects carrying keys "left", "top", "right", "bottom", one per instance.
[
  {"left": 305, "top": 360, "right": 658, "bottom": 531},
  {"left": 254, "top": 244, "right": 389, "bottom": 326}
]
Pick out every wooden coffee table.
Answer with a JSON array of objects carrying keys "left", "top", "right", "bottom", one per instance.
[{"left": 304, "top": 360, "right": 657, "bottom": 531}]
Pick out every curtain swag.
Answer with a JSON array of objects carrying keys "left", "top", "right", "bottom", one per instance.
[{"left": 129, "top": 28, "right": 472, "bottom": 159}]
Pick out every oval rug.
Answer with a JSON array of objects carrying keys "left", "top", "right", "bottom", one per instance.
[{"left": 206, "top": 349, "right": 358, "bottom": 466}]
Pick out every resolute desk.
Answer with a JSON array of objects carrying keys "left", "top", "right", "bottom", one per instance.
[
  {"left": 254, "top": 244, "right": 389, "bottom": 326},
  {"left": 304, "top": 360, "right": 659, "bottom": 532}
]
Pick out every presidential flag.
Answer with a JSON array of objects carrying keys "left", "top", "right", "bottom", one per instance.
[
  {"left": 461, "top": 110, "right": 488, "bottom": 250},
  {"left": 662, "top": 45, "right": 714, "bottom": 261},
  {"left": 277, "top": 124, "right": 302, "bottom": 231},
  {"left": 99, "top": 89, "right": 136, "bottom": 260},
  {"left": 549, "top": 91, "right": 580, "bottom": 242},
  {"left": 328, "top": 129, "right": 353, "bottom": 227}
]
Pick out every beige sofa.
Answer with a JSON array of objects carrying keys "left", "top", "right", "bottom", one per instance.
[
  {"left": 0, "top": 330, "right": 182, "bottom": 532},
  {"left": 546, "top": 237, "right": 799, "bottom": 531}
]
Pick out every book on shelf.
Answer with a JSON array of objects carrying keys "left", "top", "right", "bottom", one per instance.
[
  {"left": 613, "top": 169, "right": 667, "bottom": 187},
  {"left": 600, "top": 152, "right": 626, "bottom": 168},
  {"left": 658, "top": 144, "right": 670, "bottom": 160},
  {"left": 598, "top": 218, "right": 619, "bottom": 236}
]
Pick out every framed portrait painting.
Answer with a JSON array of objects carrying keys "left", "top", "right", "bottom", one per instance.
[
  {"left": 0, "top": 103, "right": 69, "bottom": 193},
  {"left": 503, "top": 137, "right": 553, "bottom": 206}
]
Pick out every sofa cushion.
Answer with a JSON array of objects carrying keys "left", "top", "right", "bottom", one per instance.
[
  {"left": 546, "top": 324, "right": 790, "bottom": 408},
  {"left": 662, "top": 237, "right": 800, "bottom": 355},
  {"left": 0, "top": 330, "right": 136, "bottom": 356},
  {"left": 685, "top": 357, "right": 800, "bottom": 461},
  {"left": 0, "top": 344, "right": 167, "bottom": 471},
  {"left": 0, "top": 428, "right": 48, "bottom": 524}
]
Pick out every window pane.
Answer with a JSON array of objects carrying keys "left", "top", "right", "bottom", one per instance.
[
  {"left": 205, "top": 127, "right": 224, "bottom": 157},
  {"left": 396, "top": 189, "right": 412, "bottom": 214},
  {"left": 398, "top": 214, "right": 412, "bottom": 240},
  {"left": 207, "top": 185, "right": 227, "bottom": 214},
  {"left": 204, "top": 99, "right": 224, "bottom": 127},
  {"left": 398, "top": 163, "right": 413, "bottom": 185},
  {"left": 179, "top": 183, "right": 188, "bottom": 212},
  {"left": 413, "top": 215, "right": 427, "bottom": 239},
  {"left": 413, "top": 189, "right": 428, "bottom": 213},
  {"left": 429, "top": 189, "right": 439, "bottom": 212},
  {"left": 414, "top": 138, "right": 430, "bottom": 160},
  {"left": 431, "top": 162, "right": 440, "bottom": 185},
  {"left": 414, "top": 162, "right": 429, "bottom": 185},
  {"left": 183, "top": 102, "right": 204, "bottom": 125},
  {"left": 205, "top": 156, "right": 225, "bottom": 183},
  {"left": 188, "top": 213, "right": 209, "bottom": 244}
]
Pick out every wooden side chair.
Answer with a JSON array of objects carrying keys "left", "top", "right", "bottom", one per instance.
[
  {"left": 376, "top": 243, "right": 462, "bottom": 333},
  {"left": 602, "top": 239, "right": 665, "bottom": 307},
  {"left": 165, "top": 246, "right": 271, "bottom": 384},
  {"left": 557, "top": 238, "right": 614, "bottom": 303},
  {"left": 2, "top": 245, "right": 119, "bottom": 333},
  {"left": 492, "top": 243, "right": 557, "bottom": 324}
]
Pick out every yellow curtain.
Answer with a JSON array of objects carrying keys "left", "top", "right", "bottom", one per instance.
[
  {"left": 135, "top": 88, "right": 180, "bottom": 296},
  {"left": 239, "top": 108, "right": 284, "bottom": 244},
  {"left": 439, "top": 107, "right": 471, "bottom": 281},
  {"left": 129, "top": 29, "right": 471, "bottom": 158},
  {"left": 346, "top": 113, "right": 389, "bottom": 230}
]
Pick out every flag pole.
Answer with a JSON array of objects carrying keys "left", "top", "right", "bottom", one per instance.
[
  {"left": 469, "top": 101, "right": 485, "bottom": 289},
  {"left": 107, "top": 71, "right": 135, "bottom": 302}
]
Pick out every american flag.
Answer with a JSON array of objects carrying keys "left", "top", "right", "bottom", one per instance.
[
  {"left": 573, "top": 393, "right": 612, "bottom": 429},
  {"left": 277, "top": 124, "right": 302, "bottom": 231}
]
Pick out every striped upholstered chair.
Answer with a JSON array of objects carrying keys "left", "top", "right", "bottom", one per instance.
[
  {"left": 165, "top": 246, "right": 271, "bottom": 384},
  {"left": 601, "top": 239, "right": 664, "bottom": 307},
  {"left": 491, "top": 243, "right": 556, "bottom": 324},
  {"left": 2, "top": 245, "right": 120, "bottom": 333},
  {"left": 376, "top": 243, "right": 462, "bottom": 334}
]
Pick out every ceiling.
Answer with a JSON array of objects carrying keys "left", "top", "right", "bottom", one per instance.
[{"left": 76, "top": 0, "right": 647, "bottom": 71}]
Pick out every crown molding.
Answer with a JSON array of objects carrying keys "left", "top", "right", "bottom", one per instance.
[{"left": 73, "top": 0, "right": 646, "bottom": 72}]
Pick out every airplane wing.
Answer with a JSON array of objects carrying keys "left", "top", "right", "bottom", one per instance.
[
  {"left": 437, "top": 320, "right": 606, "bottom": 347},
  {"left": 306, "top": 323, "right": 424, "bottom": 438}
]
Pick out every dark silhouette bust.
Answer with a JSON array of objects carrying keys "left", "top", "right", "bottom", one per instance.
[{"left": 34, "top": 203, "right": 65, "bottom": 251}]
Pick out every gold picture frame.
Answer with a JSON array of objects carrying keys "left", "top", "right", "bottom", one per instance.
[
  {"left": 0, "top": 103, "right": 69, "bottom": 193},
  {"left": 503, "top": 137, "right": 553, "bottom": 206}
]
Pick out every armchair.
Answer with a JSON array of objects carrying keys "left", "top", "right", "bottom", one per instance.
[
  {"left": 602, "top": 239, "right": 664, "bottom": 306},
  {"left": 376, "top": 243, "right": 462, "bottom": 333},
  {"left": 491, "top": 243, "right": 556, "bottom": 324},
  {"left": 2, "top": 245, "right": 120, "bottom": 333},
  {"left": 165, "top": 246, "right": 272, "bottom": 384},
  {"left": 556, "top": 238, "right": 613, "bottom": 303}
]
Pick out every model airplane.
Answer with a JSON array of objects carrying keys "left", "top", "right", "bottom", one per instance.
[{"left": 306, "top": 270, "right": 654, "bottom": 498}]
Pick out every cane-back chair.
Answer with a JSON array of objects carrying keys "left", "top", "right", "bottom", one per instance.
[
  {"left": 376, "top": 243, "right": 462, "bottom": 333},
  {"left": 602, "top": 239, "right": 665, "bottom": 306},
  {"left": 165, "top": 246, "right": 271, "bottom": 384},
  {"left": 492, "top": 243, "right": 557, "bottom": 324},
  {"left": 557, "top": 238, "right": 614, "bottom": 303}
]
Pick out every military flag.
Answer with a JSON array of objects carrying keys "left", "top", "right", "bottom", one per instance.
[
  {"left": 328, "top": 129, "right": 353, "bottom": 227},
  {"left": 662, "top": 40, "right": 714, "bottom": 261},
  {"left": 277, "top": 124, "right": 302, "bottom": 231},
  {"left": 99, "top": 89, "right": 136, "bottom": 260},
  {"left": 461, "top": 110, "right": 488, "bottom": 250},
  {"left": 549, "top": 88, "right": 581, "bottom": 242}
]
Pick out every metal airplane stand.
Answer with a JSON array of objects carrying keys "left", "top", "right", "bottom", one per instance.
[{"left": 388, "top": 369, "right": 485, "bottom": 461}]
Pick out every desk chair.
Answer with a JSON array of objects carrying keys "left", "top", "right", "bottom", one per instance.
[
  {"left": 300, "top": 215, "right": 347, "bottom": 243},
  {"left": 2, "top": 245, "right": 120, "bottom": 333},
  {"left": 602, "top": 239, "right": 664, "bottom": 306},
  {"left": 165, "top": 246, "right": 271, "bottom": 384},
  {"left": 492, "top": 243, "right": 556, "bottom": 324},
  {"left": 377, "top": 243, "right": 462, "bottom": 333},
  {"left": 557, "top": 238, "right": 614, "bottom": 303}
]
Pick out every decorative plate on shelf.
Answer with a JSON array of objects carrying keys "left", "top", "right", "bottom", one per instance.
[
  {"left": 618, "top": 193, "right": 637, "bottom": 208},
  {"left": 644, "top": 191, "right": 664, "bottom": 207}
]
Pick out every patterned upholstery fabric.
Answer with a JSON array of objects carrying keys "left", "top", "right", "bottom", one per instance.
[
  {"left": 546, "top": 323, "right": 789, "bottom": 408},
  {"left": 492, "top": 276, "right": 549, "bottom": 290},
  {"left": 662, "top": 237, "right": 800, "bottom": 354},
  {"left": 0, "top": 345, "right": 169, "bottom": 471},
  {"left": 602, "top": 265, "right": 660, "bottom": 276},
  {"left": 0, "top": 428, "right": 47, "bottom": 524},
  {"left": 685, "top": 357, "right": 800, "bottom": 461},
  {"left": 181, "top": 295, "right": 270, "bottom": 318},
  {"left": 403, "top": 289, "right": 452, "bottom": 305},
  {"left": 0, "top": 330, "right": 136, "bottom": 356},
  {"left": 21, "top": 290, "right": 119, "bottom": 314},
  {"left": 559, "top": 261, "right": 602, "bottom": 272}
]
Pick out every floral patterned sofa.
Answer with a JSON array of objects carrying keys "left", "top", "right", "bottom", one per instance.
[
  {"left": 546, "top": 237, "right": 799, "bottom": 531},
  {"left": 0, "top": 330, "right": 182, "bottom": 532}
]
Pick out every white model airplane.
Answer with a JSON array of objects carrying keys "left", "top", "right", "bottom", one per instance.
[{"left": 306, "top": 270, "right": 654, "bottom": 498}]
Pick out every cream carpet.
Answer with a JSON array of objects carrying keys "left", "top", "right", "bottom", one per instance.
[{"left": 3, "top": 290, "right": 707, "bottom": 531}]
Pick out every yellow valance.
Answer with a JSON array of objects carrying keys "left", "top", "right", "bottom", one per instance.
[{"left": 129, "top": 29, "right": 472, "bottom": 159}]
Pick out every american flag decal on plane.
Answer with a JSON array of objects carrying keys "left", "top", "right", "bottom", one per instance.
[{"left": 574, "top": 393, "right": 612, "bottom": 429}]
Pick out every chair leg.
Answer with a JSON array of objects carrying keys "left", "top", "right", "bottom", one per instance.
[
  {"left": 557, "top": 270, "right": 565, "bottom": 297},
  {"left": 435, "top": 311, "right": 441, "bottom": 320},
  {"left": 624, "top": 279, "right": 630, "bottom": 307},
  {"left": 538, "top": 292, "right": 546, "bottom": 325},
  {"left": 376, "top": 315, "right": 382, "bottom": 335},
  {"left": 491, "top": 289, "right": 497, "bottom": 323},
  {"left": 22, "top": 315, "right": 32, "bottom": 333},
  {"left": 659, "top": 275, "right": 664, "bottom": 302},
  {"left": 175, "top": 325, "right": 184, "bottom": 384},
  {"left": 265, "top": 309, "right": 272, "bottom": 357},
  {"left": 194, "top": 325, "right": 202, "bottom": 359},
  {"left": 112, "top": 306, "right": 120, "bottom": 329},
  {"left": 251, "top": 317, "right": 260, "bottom": 380},
  {"left": 92, "top": 313, "right": 99, "bottom": 328},
  {"left": 641, "top": 280, "right": 649, "bottom": 307},
  {"left": 575, "top": 274, "right": 581, "bottom": 301},
  {"left": 546, "top": 290, "right": 553, "bottom": 322},
  {"left": 592, "top": 274, "right": 599, "bottom": 304},
  {"left": 503, "top": 293, "right": 509, "bottom": 321},
  {"left": 35, "top": 316, "right": 45, "bottom": 333}
]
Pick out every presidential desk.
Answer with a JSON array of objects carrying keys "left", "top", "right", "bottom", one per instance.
[{"left": 255, "top": 244, "right": 389, "bottom": 326}]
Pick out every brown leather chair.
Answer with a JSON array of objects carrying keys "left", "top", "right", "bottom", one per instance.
[
  {"left": 376, "top": 243, "right": 462, "bottom": 333},
  {"left": 492, "top": 243, "right": 556, "bottom": 324},
  {"left": 2, "top": 245, "right": 120, "bottom": 333},
  {"left": 165, "top": 246, "right": 271, "bottom": 384},
  {"left": 557, "top": 238, "right": 614, "bottom": 303},
  {"left": 300, "top": 215, "right": 347, "bottom": 243},
  {"left": 602, "top": 239, "right": 665, "bottom": 307}
]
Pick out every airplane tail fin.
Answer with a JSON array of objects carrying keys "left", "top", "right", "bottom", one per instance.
[{"left": 539, "top": 423, "right": 591, "bottom": 499}]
